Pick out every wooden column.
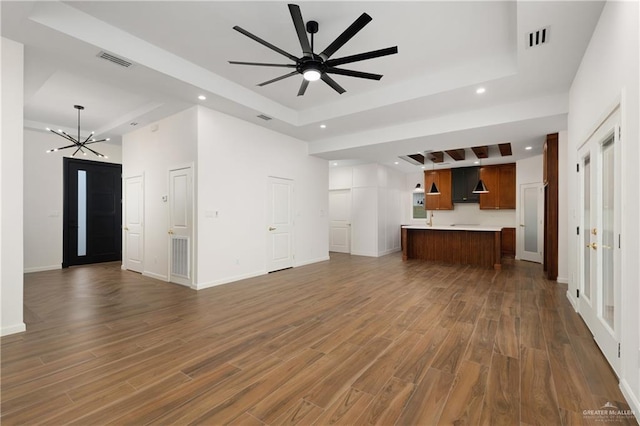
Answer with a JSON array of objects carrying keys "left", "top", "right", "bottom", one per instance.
[{"left": 543, "top": 133, "right": 559, "bottom": 280}]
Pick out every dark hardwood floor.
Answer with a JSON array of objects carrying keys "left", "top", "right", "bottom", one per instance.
[{"left": 1, "top": 253, "right": 636, "bottom": 425}]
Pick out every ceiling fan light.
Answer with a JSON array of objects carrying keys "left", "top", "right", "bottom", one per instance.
[{"left": 303, "top": 69, "right": 321, "bottom": 81}]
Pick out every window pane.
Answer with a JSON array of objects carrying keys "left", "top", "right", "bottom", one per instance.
[
  {"left": 601, "top": 137, "right": 615, "bottom": 329},
  {"left": 523, "top": 187, "right": 538, "bottom": 252},
  {"left": 583, "top": 156, "right": 591, "bottom": 300},
  {"left": 78, "top": 170, "right": 87, "bottom": 257}
]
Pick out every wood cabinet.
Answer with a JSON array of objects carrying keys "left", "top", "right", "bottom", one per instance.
[
  {"left": 424, "top": 169, "right": 453, "bottom": 210},
  {"left": 479, "top": 163, "right": 516, "bottom": 209},
  {"left": 452, "top": 167, "right": 479, "bottom": 203},
  {"left": 501, "top": 227, "right": 516, "bottom": 258}
]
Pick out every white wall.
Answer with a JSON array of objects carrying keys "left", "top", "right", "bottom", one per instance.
[
  {"left": 329, "top": 164, "right": 403, "bottom": 257},
  {"left": 403, "top": 170, "right": 517, "bottom": 227},
  {"left": 567, "top": 0, "right": 639, "bottom": 414},
  {"left": 196, "top": 106, "right": 329, "bottom": 288},
  {"left": 122, "top": 106, "right": 198, "bottom": 282},
  {"left": 1, "top": 37, "right": 26, "bottom": 336},
  {"left": 23, "top": 129, "right": 122, "bottom": 272}
]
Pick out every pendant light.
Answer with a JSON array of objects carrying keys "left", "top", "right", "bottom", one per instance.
[
  {"left": 426, "top": 159, "right": 440, "bottom": 195},
  {"left": 472, "top": 161, "right": 489, "bottom": 194},
  {"left": 45, "top": 105, "right": 109, "bottom": 158},
  {"left": 414, "top": 183, "right": 424, "bottom": 193}
]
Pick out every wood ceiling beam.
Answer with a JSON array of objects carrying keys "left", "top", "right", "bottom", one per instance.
[
  {"left": 428, "top": 152, "right": 444, "bottom": 163},
  {"left": 445, "top": 149, "right": 466, "bottom": 161},
  {"left": 471, "top": 146, "right": 489, "bottom": 159},
  {"left": 498, "top": 143, "right": 512, "bottom": 156},
  {"left": 407, "top": 153, "right": 425, "bottom": 164}
]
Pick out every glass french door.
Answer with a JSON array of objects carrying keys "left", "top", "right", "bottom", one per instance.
[{"left": 578, "top": 109, "right": 621, "bottom": 374}]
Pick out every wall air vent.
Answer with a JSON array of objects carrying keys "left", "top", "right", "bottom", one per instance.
[
  {"left": 527, "top": 27, "right": 549, "bottom": 48},
  {"left": 97, "top": 51, "right": 133, "bottom": 68},
  {"left": 257, "top": 114, "right": 272, "bottom": 121}
]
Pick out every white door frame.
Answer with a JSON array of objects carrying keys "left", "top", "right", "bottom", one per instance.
[
  {"left": 577, "top": 107, "right": 621, "bottom": 374},
  {"left": 517, "top": 182, "right": 543, "bottom": 263},
  {"left": 329, "top": 189, "right": 352, "bottom": 253},
  {"left": 123, "top": 174, "right": 144, "bottom": 273},
  {"left": 266, "top": 176, "right": 294, "bottom": 273},
  {"left": 168, "top": 164, "right": 195, "bottom": 287}
]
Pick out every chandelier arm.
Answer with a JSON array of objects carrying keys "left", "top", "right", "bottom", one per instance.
[
  {"left": 82, "top": 144, "right": 106, "bottom": 158},
  {"left": 54, "top": 142, "right": 81, "bottom": 150},
  {"left": 83, "top": 138, "right": 107, "bottom": 145},
  {"left": 72, "top": 146, "right": 82, "bottom": 157},
  {"left": 50, "top": 129, "right": 80, "bottom": 145}
]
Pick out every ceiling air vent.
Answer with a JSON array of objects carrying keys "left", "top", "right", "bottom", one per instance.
[
  {"left": 527, "top": 27, "right": 549, "bottom": 48},
  {"left": 257, "top": 114, "right": 272, "bottom": 121},
  {"left": 97, "top": 51, "right": 133, "bottom": 68}
]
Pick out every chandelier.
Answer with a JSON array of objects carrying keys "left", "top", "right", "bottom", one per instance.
[{"left": 46, "top": 105, "right": 109, "bottom": 158}]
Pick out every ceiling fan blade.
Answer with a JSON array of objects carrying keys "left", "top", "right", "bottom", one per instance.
[
  {"left": 325, "top": 67, "right": 383, "bottom": 80},
  {"left": 319, "top": 13, "right": 372, "bottom": 60},
  {"left": 288, "top": 4, "right": 312, "bottom": 56},
  {"left": 233, "top": 26, "right": 299, "bottom": 62},
  {"left": 297, "top": 79, "right": 309, "bottom": 96},
  {"left": 326, "top": 46, "right": 398, "bottom": 67},
  {"left": 321, "top": 74, "right": 346, "bottom": 94},
  {"left": 229, "top": 61, "right": 296, "bottom": 68},
  {"left": 257, "top": 71, "right": 299, "bottom": 87}
]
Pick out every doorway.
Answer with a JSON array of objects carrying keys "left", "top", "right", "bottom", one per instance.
[
  {"left": 329, "top": 189, "right": 351, "bottom": 253},
  {"left": 577, "top": 107, "right": 621, "bottom": 374},
  {"left": 518, "top": 183, "right": 543, "bottom": 263},
  {"left": 266, "top": 176, "right": 294, "bottom": 273},
  {"left": 62, "top": 158, "right": 122, "bottom": 267}
]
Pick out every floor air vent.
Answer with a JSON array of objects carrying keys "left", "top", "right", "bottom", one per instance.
[
  {"left": 527, "top": 27, "right": 549, "bottom": 48},
  {"left": 97, "top": 51, "right": 133, "bottom": 68}
]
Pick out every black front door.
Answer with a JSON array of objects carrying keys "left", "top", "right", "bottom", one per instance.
[{"left": 63, "top": 158, "right": 122, "bottom": 267}]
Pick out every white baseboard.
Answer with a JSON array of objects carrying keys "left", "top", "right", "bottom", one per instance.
[
  {"left": 566, "top": 290, "right": 578, "bottom": 311},
  {"left": 557, "top": 276, "right": 569, "bottom": 284},
  {"left": 378, "top": 247, "right": 401, "bottom": 257},
  {"left": 1, "top": 322, "right": 26, "bottom": 336},
  {"left": 142, "top": 271, "right": 168, "bottom": 282},
  {"left": 195, "top": 270, "right": 266, "bottom": 290},
  {"left": 294, "top": 256, "right": 330, "bottom": 267},
  {"left": 620, "top": 379, "right": 640, "bottom": 423},
  {"left": 350, "top": 250, "right": 378, "bottom": 257},
  {"left": 24, "top": 265, "right": 61, "bottom": 273}
]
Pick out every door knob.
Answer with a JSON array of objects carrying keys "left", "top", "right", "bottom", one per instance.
[
  {"left": 268, "top": 226, "right": 276, "bottom": 231},
  {"left": 124, "top": 227, "right": 129, "bottom": 231},
  {"left": 519, "top": 224, "right": 525, "bottom": 227},
  {"left": 590, "top": 242, "right": 597, "bottom": 250},
  {"left": 168, "top": 229, "right": 174, "bottom": 235},
  {"left": 591, "top": 228, "right": 598, "bottom": 235}
]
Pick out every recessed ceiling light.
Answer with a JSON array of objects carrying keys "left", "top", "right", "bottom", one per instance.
[
  {"left": 394, "top": 161, "right": 399, "bottom": 165},
  {"left": 476, "top": 87, "right": 486, "bottom": 94},
  {"left": 474, "top": 161, "right": 480, "bottom": 164},
  {"left": 320, "top": 124, "right": 326, "bottom": 129},
  {"left": 421, "top": 166, "right": 426, "bottom": 169},
  {"left": 332, "top": 162, "right": 338, "bottom": 166},
  {"left": 525, "top": 146, "right": 532, "bottom": 150},
  {"left": 198, "top": 95, "right": 206, "bottom": 100}
]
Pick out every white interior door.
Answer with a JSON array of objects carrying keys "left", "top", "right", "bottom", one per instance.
[
  {"left": 518, "top": 183, "right": 543, "bottom": 263},
  {"left": 329, "top": 189, "right": 351, "bottom": 253},
  {"left": 266, "top": 176, "right": 294, "bottom": 272},
  {"left": 124, "top": 175, "right": 144, "bottom": 273},
  {"left": 578, "top": 109, "right": 621, "bottom": 374},
  {"left": 169, "top": 166, "right": 193, "bottom": 286}
]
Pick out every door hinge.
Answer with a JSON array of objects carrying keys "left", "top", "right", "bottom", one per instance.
[
  {"left": 576, "top": 163, "right": 579, "bottom": 172},
  {"left": 576, "top": 226, "right": 580, "bottom": 235},
  {"left": 618, "top": 234, "right": 621, "bottom": 249},
  {"left": 577, "top": 289, "right": 580, "bottom": 298},
  {"left": 618, "top": 127, "right": 622, "bottom": 140},
  {"left": 618, "top": 342, "right": 621, "bottom": 358}
]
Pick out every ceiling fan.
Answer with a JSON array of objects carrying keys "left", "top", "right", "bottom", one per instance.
[{"left": 229, "top": 4, "right": 398, "bottom": 96}]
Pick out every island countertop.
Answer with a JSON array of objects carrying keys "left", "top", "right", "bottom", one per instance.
[
  {"left": 401, "top": 225, "right": 503, "bottom": 269},
  {"left": 402, "top": 224, "right": 504, "bottom": 232}
]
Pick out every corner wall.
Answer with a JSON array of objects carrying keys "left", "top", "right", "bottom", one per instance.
[
  {"left": 195, "top": 106, "right": 329, "bottom": 288},
  {"left": 1, "top": 37, "right": 25, "bottom": 336},
  {"left": 567, "top": 0, "right": 639, "bottom": 414},
  {"left": 23, "top": 129, "right": 122, "bottom": 272}
]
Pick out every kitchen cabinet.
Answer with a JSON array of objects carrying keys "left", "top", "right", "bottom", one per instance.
[
  {"left": 452, "top": 167, "right": 479, "bottom": 203},
  {"left": 424, "top": 169, "right": 453, "bottom": 210},
  {"left": 479, "top": 163, "right": 516, "bottom": 209}
]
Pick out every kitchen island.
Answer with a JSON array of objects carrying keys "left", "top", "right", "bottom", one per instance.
[{"left": 401, "top": 225, "right": 503, "bottom": 269}]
